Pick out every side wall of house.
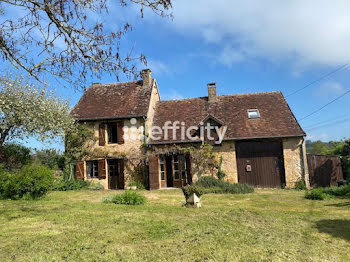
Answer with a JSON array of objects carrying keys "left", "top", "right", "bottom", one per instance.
[
  {"left": 190, "top": 141, "right": 238, "bottom": 184},
  {"left": 282, "top": 137, "right": 310, "bottom": 188},
  {"left": 146, "top": 80, "right": 160, "bottom": 142},
  {"left": 81, "top": 118, "right": 145, "bottom": 189}
]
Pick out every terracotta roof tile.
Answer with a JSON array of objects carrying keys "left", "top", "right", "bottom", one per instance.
[
  {"left": 149, "top": 91, "right": 305, "bottom": 144},
  {"left": 71, "top": 81, "right": 152, "bottom": 120}
]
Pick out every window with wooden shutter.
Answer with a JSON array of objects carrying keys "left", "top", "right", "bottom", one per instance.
[
  {"left": 149, "top": 156, "right": 160, "bottom": 190},
  {"left": 99, "top": 123, "right": 106, "bottom": 146},
  {"left": 98, "top": 159, "right": 106, "bottom": 179},
  {"left": 117, "top": 121, "right": 124, "bottom": 144},
  {"left": 76, "top": 161, "right": 85, "bottom": 180}
]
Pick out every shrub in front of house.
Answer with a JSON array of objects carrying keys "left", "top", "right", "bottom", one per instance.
[
  {"left": 305, "top": 188, "right": 327, "bottom": 200},
  {"left": 322, "top": 185, "right": 350, "bottom": 197},
  {"left": 0, "top": 165, "right": 54, "bottom": 200},
  {"left": 194, "top": 176, "right": 254, "bottom": 194},
  {"left": 52, "top": 177, "right": 90, "bottom": 191},
  {"left": 102, "top": 191, "right": 146, "bottom": 205},
  {"left": 182, "top": 185, "right": 204, "bottom": 200},
  {"left": 294, "top": 179, "right": 307, "bottom": 190},
  {"left": 305, "top": 185, "right": 350, "bottom": 200}
]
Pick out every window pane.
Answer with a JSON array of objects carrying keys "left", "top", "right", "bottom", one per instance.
[
  {"left": 174, "top": 171, "right": 179, "bottom": 180},
  {"left": 108, "top": 123, "right": 118, "bottom": 143},
  {"left": 248, "top": 109, "right": 260, "bottom": 119},
  {"left": 86, "top": 161, "right": 92, "bottom": 178}
]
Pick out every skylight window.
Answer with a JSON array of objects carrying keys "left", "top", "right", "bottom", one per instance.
[{"left": 248, "top": 109, "right": 260, "bottom": 119}]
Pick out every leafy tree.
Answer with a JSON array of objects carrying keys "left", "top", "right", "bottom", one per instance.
[
  {"left": 34, "top": 148, "right": 65, "bottom": 170},
  {"left": 0, "top": 143, "right": 32, "bottom": 170},
  {"left": 0, "top": 0, "right": 172, "bottom": 89},
  {"left": 0, "top": 75, "right": 74, "bottom": 147}
]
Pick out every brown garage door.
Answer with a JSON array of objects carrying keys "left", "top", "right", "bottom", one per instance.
[{"left": 236, "top": 141, "right": 285, "bottom": 188}]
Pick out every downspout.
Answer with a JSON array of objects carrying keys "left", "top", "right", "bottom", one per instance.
[{"left": 300, "top": 137, "right": 307, "bottom": 182}]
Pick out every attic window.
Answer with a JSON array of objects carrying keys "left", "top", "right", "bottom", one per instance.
[{"left": 248, "top": 109, "right": 260, "bottom": 119}]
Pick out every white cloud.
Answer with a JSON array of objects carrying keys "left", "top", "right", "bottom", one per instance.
[
  {"left": 161, "top": 89, "right": 184, "bottom": 100},
  {"left": 146, "top": 59, "right": 171, "bottom": 76},
  {"left": 169, "top": 0, "right": 350, "bottom": 67},
  {"left": 317, "top": 81, "right": 346, "bottom": 97}
]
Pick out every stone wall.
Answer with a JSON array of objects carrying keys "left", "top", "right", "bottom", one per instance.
[
  {"left": 282, "top": 137, "right": 310, "bottom": 188},
  {"left": 81, "top": 118, "right": 145, "bottom": 188}
]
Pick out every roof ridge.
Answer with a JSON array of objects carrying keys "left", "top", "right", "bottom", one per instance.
[
  {"left": 87, "top": 80, "right": 142, "bottom": 90},
  {"left": 159, "top": 91, "right": 282, "bottom": 103}
]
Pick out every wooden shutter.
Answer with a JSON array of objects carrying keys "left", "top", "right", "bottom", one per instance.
[
  {"left": 99, "top": 123, "right": 106, "bottom": 146},
  {"left": 149, "top": 156, "right": 160, "bottom": 190},
  {"left": 185, "top": 154, "right": 192, "bottom": 185},
  {"left": 98, "top": 159, "right": 106, "bottom": 179},
  {"left": 118, "top": 159, "right": 125, "bottom": 189},
  {"left": 76, "top": 161, "right": 85, "bottom": 180},
  {"left": 117, "top": 121, "right": 124, "bottom": 144}
]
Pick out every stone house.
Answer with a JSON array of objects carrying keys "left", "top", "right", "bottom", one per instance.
[{"left": 71, "top": 69, "right": 309, "bottom": 190}]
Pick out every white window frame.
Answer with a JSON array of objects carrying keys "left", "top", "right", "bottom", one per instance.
[{"left": 247, "top": 109, "right": 260, "bottom": 119}]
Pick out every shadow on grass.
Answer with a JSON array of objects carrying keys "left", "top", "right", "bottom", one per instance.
[
  {"left": 316, "top": 219, "right": 350, "bottom": 242},
  {"left": 325, "top": 201, "right": 350, "bottom": 207}
]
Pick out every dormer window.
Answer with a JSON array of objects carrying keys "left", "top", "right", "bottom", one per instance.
[{"left": 248, "top": 109, "right": 260, "bottom": 119}]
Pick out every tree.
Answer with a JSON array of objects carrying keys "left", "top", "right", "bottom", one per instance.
[
  {"left": 0, "top": 75, "right": 74, "bottom": 147},
  {"left": 0, "top": 0, "right": 172, "bottom": 90}
]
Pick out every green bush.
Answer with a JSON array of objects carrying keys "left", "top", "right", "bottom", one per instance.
[
  {"left": 182, "top": 185, "right": 204, "bottom": 199},
  {"left": 194, "top": 176, "right": 254, "bottom": 194},
  {"left": 0, "top": 165, "right": 54, "bottom": 200},
  {"left": 87, "top": 182, "right": 104, "bottom": 190},
  {"left": 0, "top": 143, "right": 32, "bottom": 171},
  {"left": 295, "top": 179, "right": 307, "bottom": 190},
  {"left": 102, "top": 191, "right": 146, "bottom": 205},
  {"left": 322, "top": 185, "right": 350, "bottom": 197},
  {"left": 52, "top": 177, "right": 90, "bottom": 191},
  {"left": 305, "top": 188, "right": 327, "bottom": 200}
]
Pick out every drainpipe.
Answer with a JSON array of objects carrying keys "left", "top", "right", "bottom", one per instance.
[{"left": 300, "top": 137, "right": 307, "bottom": 182}]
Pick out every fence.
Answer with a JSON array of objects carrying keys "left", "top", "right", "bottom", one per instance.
[{"left": 307, "top": 154, "right": 344, "bottom": 188}]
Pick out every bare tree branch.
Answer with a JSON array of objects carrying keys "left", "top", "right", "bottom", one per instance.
[{"left": 0, "top": 0, "right": 172, "bottom": 90}]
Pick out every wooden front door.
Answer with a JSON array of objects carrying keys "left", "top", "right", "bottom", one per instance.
[
  {"left": 108, "top": 159, "right": 124, "bottom": 189},
  {"left": 236, "top": 141, "right": 285, "bottom": 188}
]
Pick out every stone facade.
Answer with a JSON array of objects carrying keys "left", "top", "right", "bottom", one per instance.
[
  {"left": 79, "top": 80, "right": 160, "bottom": 189},
  {"left": 282, "top": 137, "right": 310, "bottom": 188}
]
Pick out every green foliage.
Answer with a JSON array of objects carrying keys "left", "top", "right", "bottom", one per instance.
[
  {"left": 305, "top": 185, "right": 350, "bottom": 200},
  {"left": 34, "top": 149, "right": 65, "bottom": 170},
  {"left": 52, "top": 177, "right": 90, "bottom": 191},
  {"left": 0, "top": 164, "right": 54, "bottom": 200},
  {"left": 217, "top": 156, "right": 226, "bottom": 180},
  {"left": 194, "top": 176, "right": 254, "bottom": 194},
  {"left": 322, "top": 185, "right": 350, "bottom": 197},
  {"left": 305, "top": 188, "right": 327, "bottom": 200},
  {"left": 87, "top": 182, "right": 104, "bottom": 191},
  {"left": 0, "top": 143, "right": 32, "bottom": 170},
  {"left": 0, "top": 76, "right": 74, "bottom": 145},
  {"left": 102, "top": 191, "right": 146, "bottom": 205},
  {"left": 182, "top": 185, "right": 204, "bottom": 199},
  {"left": 295, "top": 179, "right": 307, "bottom": 190}
]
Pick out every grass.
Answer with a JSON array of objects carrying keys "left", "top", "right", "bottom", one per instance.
[{"left": 0, "top": 189, "right": 350, "bottom": 261}]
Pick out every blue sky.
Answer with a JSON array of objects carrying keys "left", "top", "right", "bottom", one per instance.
[{"left": 2, "top": 0, "right": 350, "bottom": 150}]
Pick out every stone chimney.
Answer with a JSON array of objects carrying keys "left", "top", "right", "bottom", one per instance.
[
  {"left": 141, "top": 69, "right": 152, "bottom": 86},
  {"left": 207, "top": 83, "right": 217, "bottom": 103}
]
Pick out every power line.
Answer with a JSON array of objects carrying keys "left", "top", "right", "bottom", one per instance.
[
  {"left": 303, "top": 113, "right": 350, "bottom": 129},
  {"left": 286, "top": 62, "right": 350, "bottom": 97},
  {"left": 305, "top": 116, "right": 350, "bottom": 132},
  {"left": 298, "top": 89, "right": 350, "bottom": 121}
]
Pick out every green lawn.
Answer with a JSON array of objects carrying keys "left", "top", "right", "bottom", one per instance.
[{"left": 0, "top": 189, "right": 349, "bottom": 262}]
